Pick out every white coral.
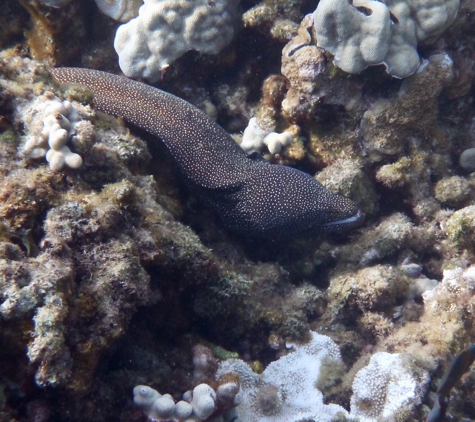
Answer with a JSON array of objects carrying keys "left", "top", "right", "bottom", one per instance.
[
  {"left": 94, "top": 0, "right": 143, "bottom": 22},
  {"left": 422, "top": 265, "right": 475, "bottom": 304},
  {"left": 215, "top": 332, "right": 422, "bottom": 422},
  {"left": 216, "top": 332, "right": 350, "bottom": 422},
  {"left": 240, "top": 117, "right": 293, "bottom": 155},
  {"left": 22, "top": 94, "right": 86, "bottom": 171},
  {"left": 313, "top": 0, "right": 459, "bottom": 78},
  {"left": 114, "top": 0, "right": 239, "bottom": 82},
  {"left": 190, "top": 384, "right": 216, "bottom": 419},
  {"left": 350, "top": 352, "right": 417, "bottom": 421},
  {"left": 133, "top": 383, "right": 223, "bottom": 421}
]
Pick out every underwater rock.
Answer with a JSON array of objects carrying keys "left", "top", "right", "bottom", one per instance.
[
  {"left": 383, "top": 265, "right": 475, "bottom": 367},
  {"left": 316, "top": 158, "right": 379, "bottom": 216},
  {"left": 434, "top": 176, "right": 473, "bottom": 207},
  {"left": 335, "top": 213, "right": 414, "bottom": 266},
  {"left": 459, "top": 147, "right": 475, "bottom": 172},
  {"left": 242, "top": 0, "right": 302, "bottom": 38},
  {"left": 328, "top": 264, "right": 410, "bottom": 315},
  {"left": 361, "top": 54, "right": 453, "bottom": 157},
  {"left": 376, "top": 157, "right": 413, "bottom": 188},
  {"left": 17, "top": 0, "right": 86, "bottom": 64},
  {"left": 375, "top": 152, "right": 450, "bottom": 223},
  {"left": 281, "top": 14, "right": 363, "bottom": 122},
  {"left": 445, "top": 205, "right": 475, "bottom": 250}
]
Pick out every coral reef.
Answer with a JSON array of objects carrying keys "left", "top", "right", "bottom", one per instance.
[
  {"left": 2, "top": 0, "right": 475, "bottom": 420},
  {"left": 445, "top": 205, "right": 475, "bottom": 249},
  {"left": 361, "top": 53, "right": 454, "bottom": 157},
  {"left": 133, "top": 383, "right": 227, "bottom": 421},
  {"left": 316, "top": 158, "right": 379, "bottom": 216},
  {"left": 434, "top": 176, "right": 474, "bottom": 207},
  {"left": 15, "top": 0, "right": 88, "bottom": 65},
  {"left": 132, "top": 343, "right": 242, "bottom": 421},
  {"left": 280, "top": 14, "right": 364, "bottom": 122},
  {"left": 133, "top": 332, "right": 424, "bottom": 422}
]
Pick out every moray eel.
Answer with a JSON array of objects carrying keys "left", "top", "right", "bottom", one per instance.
[{"left": 50, "top": 68, "right": 364, "bottom": 239}]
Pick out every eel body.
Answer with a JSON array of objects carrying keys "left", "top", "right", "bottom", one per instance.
[{"left": 50, "top": 68, "right": 364, "bottom": 239}]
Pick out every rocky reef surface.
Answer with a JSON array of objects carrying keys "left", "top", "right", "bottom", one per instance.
[{"left": 1, "top": 0, "right": 475, "bottom": 421}]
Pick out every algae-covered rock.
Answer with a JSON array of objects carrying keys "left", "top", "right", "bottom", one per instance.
[
  {"left": 361, "top": 54, "right": 453, "bottom": 158},
  {"left": 376, "top": 157, "right": 412, "bottom": 188},
  {"left": 328, "top": 265, "right": 410, "bottom": 315},
  {"left": 281, "top": 14, "right": 364, "bottom": 123},
  {"left": 335, "top": 213, "right": 414, "bottom": 266},
  {"left": 445, "top": 205, "right": 475, "bottom": 249},
  {"left": 316, "top": 158, "right": 378, "bottom": 216},
  {"left": 434, "top": 176, "right": 473, "bottom": 207}
]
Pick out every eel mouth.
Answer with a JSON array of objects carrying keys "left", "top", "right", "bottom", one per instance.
[{"left": 320, "top": 209, "right": 365, "bottom": 230}]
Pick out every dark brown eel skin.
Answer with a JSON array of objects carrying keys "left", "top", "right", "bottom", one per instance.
[{"left": 50, "top": 68, "right": 364, "bottom": 239}]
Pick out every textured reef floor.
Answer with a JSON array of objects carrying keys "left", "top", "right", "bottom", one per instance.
[{"left": 1, "top": 0, "right": 475, "bottom": 421}]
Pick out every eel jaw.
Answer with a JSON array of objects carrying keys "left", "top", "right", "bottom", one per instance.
[{"left": 319, "top": 209, "right": 365, "bottom": 231}]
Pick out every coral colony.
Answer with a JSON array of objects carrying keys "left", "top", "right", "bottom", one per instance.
[
  {"left": 22, "top": 94, "right": 86, "bottom": 171},
  {"left": 114, "top": 0, "right": 238, "bottom": 82},
  {"left": 313, "top": 0, "right": 459, "bottom": 78},
  {"left": 3, "top": 0, "right": 475, "bottom": 421}
]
